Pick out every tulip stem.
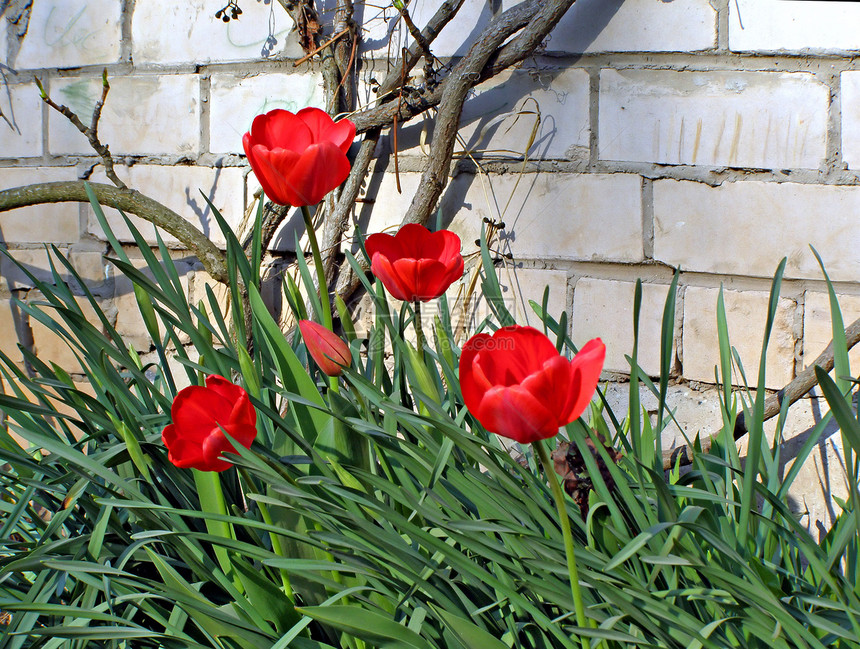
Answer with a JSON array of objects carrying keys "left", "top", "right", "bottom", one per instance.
[
  {"left": 194, "top": 469, "right": 242, "bottom": 592},
  {"left": 301, "top": 204, "right": 333, "bottom": 331},
  {"left": 413, "top": 299, "right": 426, "bottom": 360},
  {"left": 534, "top": 440, "right": 591, "bottom": 649}
]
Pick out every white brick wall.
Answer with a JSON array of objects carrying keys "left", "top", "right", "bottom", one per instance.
[
  {"left": 87, "top": 165, "right": 245, "bottom": 248},
  {"left": 132, "top": 0, "right": 301, "bottom": 64},
  {"left": 16, "top": 0, "right": 122, "bottom": 69},
  {"left": 49, "top": 75, "right": 200, "bottom": 157},
  {"left": 543, "top": 0, "right": 717, "bottom": 54},
  {"left": 457, "top": 68, "right": 590, "bottom": 160},
  {"left": 599, "top": 69, "right": 829, "bottom": 169},
  {"left": 730, "top": 0, "right": 860, "bottom": 53},
  {"left": 654, "top": 180, "right": 860, "bottom": 282},
  {"left": 682, "top": 286, "right": 796, "bottom": 389},
  {"left": 572, "top": 278, "right": 673, "bottom": 377},
  {"left": 839, "top": 72, "right": 860, "bottom": 170},
  {"left": 0, "top": 167, "right": 79, "bottom": 243},
  {"left": 802, "top": 292, "right": 860, "bottom": 373},
  {"left": 209, "top": 72, "right": 325, "bottom": 155},
  {"left": 0, "top": 83, "right": 43, "bottom": 159}
]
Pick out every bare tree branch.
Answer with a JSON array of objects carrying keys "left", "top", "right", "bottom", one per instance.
[
  {"left": 336, "top": 0, "right": 575, "bottom": 301},
  {"left": 34, "top": 72, "right": 127, "bottom": 190},
  {"left": 0, "top": 181, "right": 229, "bottom": 283}
]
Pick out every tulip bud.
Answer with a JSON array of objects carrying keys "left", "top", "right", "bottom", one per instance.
[{"left": 299, "top": 320, "right": 352, "bottom": 377}]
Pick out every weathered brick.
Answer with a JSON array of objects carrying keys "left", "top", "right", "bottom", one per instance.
[
  {"left": 113, "top": 257, "right": 192, "bottom": 351},
  {"left": 839, "top": 72, "right": 860, "bottom": 169},
  {"left": 456, "top": 68, "right": 590, "bottom": 160},
  {"left": 49, "top": 75, "right": 200, "bottom": 156},
  {"left": 0, "top": 83, "right": 43, "bottom": 158},
  {"left": 599, "top": 69, "right": 828, "bottom": 169},
  {"left": 802, "top": 291, "right": 860, "bottom": 372},
  {"left": 572, "top": 278, "right": 673, "bottom": 376},
  {"left": 536, "top": 0, "right": 716, "bottom": 54},
  {"left": 654, "top": 180, "right": 860, "bottom": 282},
  {"left": 132, "top": 1, "right": 302, "bottom": 65},
  {"left": 209, "top": 72, "right": 325, "bottom": 155},
  {"left": 682, "top": 286, "right": 796, "bottom": 389},
  {"left": 354, "top": 171, "right": 643, "bottom": 264},
  {"left": 29, "top": 293, "right": 107, "bottom": 374},
  {"left": 386, "top": 68, "right": 589, "bottom": 160},
  {"left": 362, "top": 0, "right": 494, "bottom": 58},
  {"left": 0, "top": 298, "right": 28, "bottom": 362},
  {"left": 0, "top": 167, "right": 80, "bottom": 243},
  {"left": 86, "top": 165, "right": 245, "bottom": 248},
  {"left": 15, "top": 0, "right": 122, "bottom": 69},
  {"left": 730, "top": 0, "right": 860, "bottom": 53},
  {"left": 455, "top": 266, "right": 569, "bottom": 334},
  {"left": 1, "top": 248, "right": 66, "bottom": 290}
]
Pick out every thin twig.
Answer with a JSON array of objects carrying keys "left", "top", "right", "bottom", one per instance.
[
  {"left": 293, "top": 27, "right": 349, "bottom": 67},
  {"left": 34, "top": 72, "right": 127, "bottom": 190},
  {"left": 395, "top": 0, "right": 433, "bottom": 64}
]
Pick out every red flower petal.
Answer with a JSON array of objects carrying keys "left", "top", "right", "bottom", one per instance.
[
  {"left": 299, "top": 320, "right": 352, "bottom": 376},
  {"left": 459, "top": 333, "right": 494, "bottom": 415},
  {"left": 250, "top": 109, "right": 313, "bottom": 153},
  {"left": 248, "top": 144, "right": 302, "bottom": 206},
  {"left": 284, "top": 141, "right": 352, "bottom": 206},
  {"left": 297, "top": 107, "right": 356, "bottom": 154},
  {"left": 369, "top": 253, "right": 413, "bottom": 301},
  {"left": 477, "top": 384, "right": 559, "bottom": 444},
  {"left": 563, "top": 338, "right": 606, "bottom": 423},
  {"left": 169, "top": 386, "right": 232, "bottom": 443},
  {"left": 365, "top": 231, "right": 403, "bottom": 264},
  {"left": 200, "top": 423, "right": 258, "bottom": 472}
]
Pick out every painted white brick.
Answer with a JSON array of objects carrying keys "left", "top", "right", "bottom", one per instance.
[
  {"left": 654, "top": 180, "right": 860, "bottom": 282},
  {"left": 114, "top": 257, "right": 192, "bottom": 351},
  {"left": 535, "top": 0, "right": 716, "bottom": 54},
  {"left": 730, "top": 0, "right": 860, "bottom": 53},
  {"left": 359, "top": 0, "right": 494, "bottom": 58},
  {"left": 839, "top": 72, "right": 860, "bottom": 169},
  {"left": 0, "top": 248, "right": 103, "bottom": 290},
  {"left": 457, "top": 68, "right": 590, "bottom": 160},
  {"left": 0, "top": 167, "right": 79, "bottom": 243},
  {"left": 353, "top": 171, "right": 643, "bottom": 264},
  {"left": 49, "top": 75, "right": 200, "bottom": 156},
  {"left": 132, "top": 0, "right": 300, "bottom": 65},
  {"left": 572, "top": 278, "right": 673, "bottom": 376},
  {"left": 391, "top": 68, "right": 589, "bottom": 160},
  {"left": 462, "top": 266, "right": 569, "bottom": 332},
  {"left": 209, "top": 72, "right": 325, "bottom": 155},
  {"left": 86, "top": 165, "right": 245, "bottom": 248},
  {"left": 599, "top": 69, "right": 828, "bottom": 169},
  {"left": 0, "top": 249, "right": 57, "bottom": 289},
  {"left": 0, "top": 298, "right": 26, "bottom": 361},
  {"left": 682, "top": 286, "right": 796, "bottom": 389},
  {"left": 349, "top": 171, "right": 482, "bottom": 259},
  {"left": 802, "top": 291, "right": 860, "bottom": 373},
  {"left": 0, "top": 18, "right": 7, "bottom": 65},
  {"left": 16, "top": 0, "right": 122, "bottom": 69},
  {"left": 0, "top": 83, "right": 43, "bottom": 158},
  {"left": 29, "top": 293, "right": 107, "bottom": 374}
]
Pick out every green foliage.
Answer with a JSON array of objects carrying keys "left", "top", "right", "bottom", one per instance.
[{"left": 0, "top": 195, "right": 858, "bottom": 647}]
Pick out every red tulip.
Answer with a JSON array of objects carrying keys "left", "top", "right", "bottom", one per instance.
[
  {"left": 299, "top": 319, "right": 352, "bottom": 376},
  {"left": 242, "top": 107, "right": 356, "bottom": 207},
  {"left": 161, "top": 375, "right": 257, "bottom": 472},
  {"left": 459, "top": 326, "right": 605, "bottom": 444},
  {"left": 364, "top": 224, "right": 464, "bottom": 302}
]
